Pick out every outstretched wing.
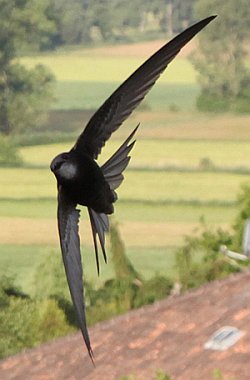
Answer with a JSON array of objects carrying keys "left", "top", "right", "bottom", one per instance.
[
  {"left": 73, "top": 16, "right": 216, "bottom": 159},
  {"left": 57, "top": 186, "right": 94, "bottom": 362},
  {"left": 88, "top": 125, "right": 139, "bottom": 275}
]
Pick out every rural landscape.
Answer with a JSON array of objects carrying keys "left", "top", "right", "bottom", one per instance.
[
  {"left": 2, "top": 46, "right": 250, "bottom": 289},
  {"left": 0, "top": 1, "right": 250, "bottom": 379}
]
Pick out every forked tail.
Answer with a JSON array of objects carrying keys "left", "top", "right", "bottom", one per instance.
[{"left": 88, "top": 124, "right": 139, "bottom": 274}]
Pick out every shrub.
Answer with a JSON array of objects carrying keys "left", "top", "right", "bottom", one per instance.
[
  {"left": 33, "top": 249, "right": 78, "bottom": 327},
  {"left": 133, "top": 276, "right": 173, "bottom": 308},
  {"left": 199, "top": 157, "right": 215, "bottom": 171},
  {"left": 37, "top": 299, "right": 74, "bottom": 342},
  {"left": 175, "top": 183, "right": 250, "bottom": 292},
  {"left": 0, "top": 274, "right": 73, "bottom": 359},
  {"left": 0, "top": 297, "right": 40, "bottom": 358},
  {"left": 175, "top": 221, "right": 239, "bottom": 291},
  {"left": 0, "top": 134, "right": 23, "bottom": 167},
  {"left": 196, "top": 93, "right": 230, "bottom": 112},
  {"left": 33, "top": 249, "right": 70, "bottom": 301},
  {"left": 196, "top": 91, "right": 250, "bottom": 114},
  {"left": 233, "top": 97, "right": 250, "bottom": 113},
  {"left": 110, "top": 221, "right": 142, "bottom": 281}
]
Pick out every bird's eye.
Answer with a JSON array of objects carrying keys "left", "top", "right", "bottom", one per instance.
[
  {"left": 54, "top": 162, "right": 62, "bottom": 170},
  {"left": 50, "top": 157, "right": 63, "bottom": 172},
  {"left": 50, "top": 161, "right": 60, "bottom": 172}
]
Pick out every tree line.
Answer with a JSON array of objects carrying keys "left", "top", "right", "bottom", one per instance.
[
  {"left": 0, "top": 0, "right": 249, "bottom": 139},
  {"left": 42, "top": 0, "right": 196, "bottom": 48}
]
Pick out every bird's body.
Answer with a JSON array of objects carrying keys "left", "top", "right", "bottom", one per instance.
[
  {"left": 51, "top": 151, "right": 115, "bottom": 214},
  {"left": 50, "top": 15, "right": 216, "bottom": 361}
]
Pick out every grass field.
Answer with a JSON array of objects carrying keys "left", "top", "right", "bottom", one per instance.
[
  {"left": 21, "top": 55, "right": 196, "bottom": 84},
  {"left": 0, "top": 166, "right": 247, "bottom": 203},
  {"left": 21, "top": 44, "right": 199, "bottom": 111},
  {"left": 0, "top": 199, "right": 237, "bottom": 226},
  {"left": 0, "top": 139, "right": 244, "bottom": 294},
  {"left": 20, "top": 139, "right": 250, "bottom": 169},
  {"left": 1, "top": 42, "right": 250, "bottom": 295},
  {"left": 52, "top": 81, "right": 199, "bottom": 111},
  {"left": 0, "top": 244, "right": 177, "bottom": 295}
]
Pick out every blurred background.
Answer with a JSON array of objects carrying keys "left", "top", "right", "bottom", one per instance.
[{"left": 0, "top": 0, "right": 250, "bottom": 361}]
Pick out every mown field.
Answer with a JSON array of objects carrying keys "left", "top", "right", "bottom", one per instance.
[
  {"left": 1, "top": 133, "right": 249, "bottom": 294},
  {"left": 21, "top": 42, "right": 198, "bottom": 112},
  {"left": 1, "top": 41, "right": 250, "bottom": 295}
]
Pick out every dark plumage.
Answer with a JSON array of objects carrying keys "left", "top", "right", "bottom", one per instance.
[{"left": 50, "top": 15, "right": 216, "bottom": 361}]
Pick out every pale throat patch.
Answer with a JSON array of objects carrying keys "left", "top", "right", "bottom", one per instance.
[{"left": 59, "top": 162, "right": 77, "bottom": 180}]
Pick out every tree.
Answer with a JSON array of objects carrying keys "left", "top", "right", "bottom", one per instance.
[
  {"left": 0, "top": 0, "right": 55, "bottom": 135},
  {"left": 47, "top": 0, "right": 196, "bottom": 47},
  {"left": 0, "top": 133, "right": 22, "bottom": 166},
  {"left": 175, "top": 223, "right": 236, "bottom": 291},
  {"left": 110, "top": 221, "right": 142, "bottom": 281},
  {"left": 48, "top": 0, "right": 85, "bottom": 46},
  {"left": 175, "top": 182, "right": 250, "bottom": 292},
  {"left": 192, "top": 0, "right": 250, "bottom": 112}
]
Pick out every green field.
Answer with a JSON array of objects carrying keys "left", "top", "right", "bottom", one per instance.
[
  {"left": 0, "top": 138, "right": 246, "bottom": 294},
  {"left": 51, "top": 81, "right": 199, "bottom": 111},
  {"left": 0, "top": 243, "right": 177, "bottom": 295},
  {"left": 21, "top": 139, "right": 250, "bottom": 170},
  {"left": 21, "top": 55, "right": 196, "bottom": 84},
  {"left": 21, "top": 51, "right": 199, "bottom": 111},
  {"left": 0, "top": 199, "right": 237, "bottom": 222},
  {"left": 1, "top": 167, "right": 246, "bottom": 202},
  {"left": 1, "top": 43, "right": 250, "bottom": 295}
]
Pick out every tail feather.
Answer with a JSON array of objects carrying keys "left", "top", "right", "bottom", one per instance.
[{"left": 88, "top": 208, "right": 109, "bottom": 275}]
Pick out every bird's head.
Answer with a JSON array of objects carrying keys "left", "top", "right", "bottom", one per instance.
[
  {"left": 50, "top": 152, "right": 77, "bottom": 181},
  {"left": 50, "top": 152, "right": 69, "bottom": 173}
]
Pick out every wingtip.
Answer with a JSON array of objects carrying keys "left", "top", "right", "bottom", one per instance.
[
  {"left": 203, "top": 15, "right": 217, "bottom": 24},
  {"left": 104, "top": 252, "right": 107, "bottom": 264},
  {"left": 127, "top": 123, "right": 140, "bottom": 142},
  {"left": 127, "top": 123, "right": 140, "bottom": 146},
  {"left": 185, "top": 15, "right": 217, "bottom": 37},
  {"left": 135, "top": 122, "right": 140, "bottom": 132},
  {"left": 101, "top": 245, "right": 108, "bottom": 263},
  {"left": 89, "top": 347, "right": 95, "bottom": 367}
]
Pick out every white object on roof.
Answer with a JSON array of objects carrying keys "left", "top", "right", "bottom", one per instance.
[
  {"left": 204, "top": 326, "right": 245, "bottom": 351},
  {"left": 219, "top": 218, "right": 250, "bottom": 261},
  {"left": 220, "top": 245, "right": 249, "bottom": 262},
  {"left": 243, "top": 218, "right": 250, "bottom": 256}
]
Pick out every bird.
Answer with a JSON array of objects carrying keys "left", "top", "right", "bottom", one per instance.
[{"left": 50, "top": 15, "right": 216, "bottom": 361}]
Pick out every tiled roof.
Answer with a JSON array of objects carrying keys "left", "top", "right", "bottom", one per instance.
[{"left": 1, "top": 270, "right": 250, "bottom": 380}]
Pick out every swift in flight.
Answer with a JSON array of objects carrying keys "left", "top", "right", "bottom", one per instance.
[{"left": 50, "top": 15, "right": 216, "bottom": 361}]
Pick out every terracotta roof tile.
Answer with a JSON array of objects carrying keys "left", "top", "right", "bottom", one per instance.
[{"left": 1, "top": 270, "right": 250, "bottom": 379}]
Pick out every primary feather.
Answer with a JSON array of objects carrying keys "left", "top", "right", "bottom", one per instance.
[
  {"left": 73, "top": 16, "right": 216, "bottom": 159},
  {"left": 57, "top": 187, "right": 94, "bottom": 361}
]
